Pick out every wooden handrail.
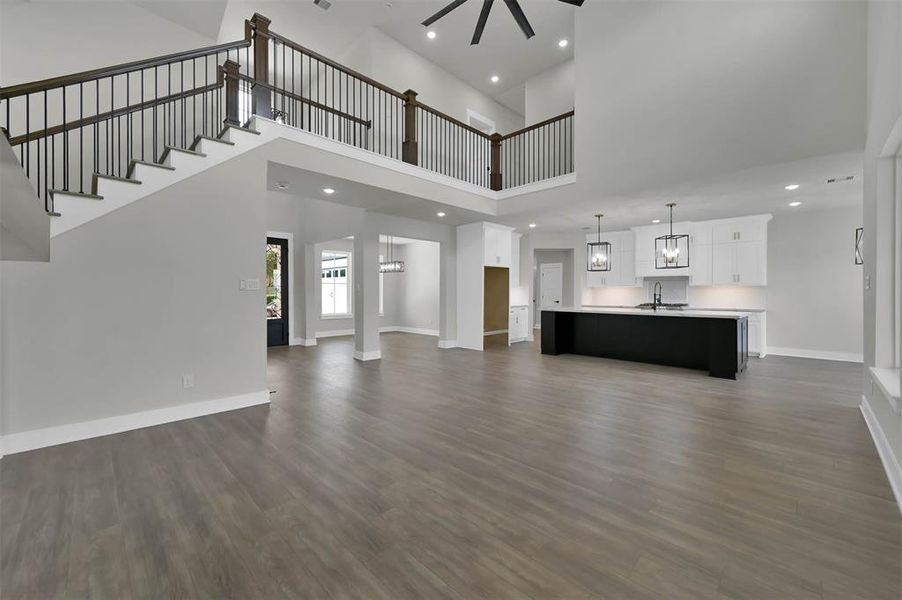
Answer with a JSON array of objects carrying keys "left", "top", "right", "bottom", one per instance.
[
  {"left": 233, "top": 74, "right": 372, "bottom": 128},
  {"left": 415, "top": 101, "right": 492, "bottom": 139},
  {"left": 501, "top": 110, "right": 574, "bottom": 140},
  {"left": 0, "top": 39, "right": 250, "bottom": 100},
  {"left": 258, "top": 27, "right": 406, "bottom": 100},
  {"left": 6, "top": 81, "right": 222, "bottom": 146}
]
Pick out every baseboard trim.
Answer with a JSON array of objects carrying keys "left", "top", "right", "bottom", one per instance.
[
  {"left": 484, "top": 329, "right": 509, "bottom": 336},
  {"left": 379, "top": 326, "right": 440, "bottom": 337},
  {"left": 290, "top": 337, "right": 317, "bottom": 347},
  {"left": 353, "top": 350, "right": 382, "bottom": 361},
  {"left": 860, "top": 394, "right": 902, "bottom": 515},
  {"left": 437, "top": 339, "right": 457, "bottom": 349},
  {"left": 317, "top": 329, "right": 355, "bottom": 338},
  {"left": 767, "top": 346, "right": 863, "bottom": 363},
  {"left": 1, "top": 390, "right": 271, "bottom": 456}
]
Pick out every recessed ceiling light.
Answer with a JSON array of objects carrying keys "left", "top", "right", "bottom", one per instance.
[
  {"left": 426, "top": 30, "right": 436, "bottom": 39},
  {"left": 277, "top": 181, "right": 288, "bottom": 190},
  {"left": 528, "top": 223, "right": 537, "bottom": 228},
  {"left": 322, "top": 187, "right": 335, "bottom": 195},
  {"left": 652, "top": 219, "right": 661, "bottom": 224},
  {"left": 558, "top": 39, "right": 568, "bottom": 48},
  {"left": 436, "top": 211, "right": 446, "bottom": 217},
  {"left": 788, "top": 201, "right": 802, "bottom": 207},
  {"left": 784, "top": 184, "right": 800, "bottom": 191},
  {"left": 490, "top": 75, "right": 500, "bottom": 84}
]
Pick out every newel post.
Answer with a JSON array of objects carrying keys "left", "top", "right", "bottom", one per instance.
[
  {"left": 250, "top": 13, "right": 272, "bottom": 119},
  {"left": 490, "top": 133, "right": 502, "bottom": 191},
  {"left": 402, "top": 89, "right": 418, "bottom": 166},
  {"left": 222, "top": 60, "right": 241, "bottom": 127}
]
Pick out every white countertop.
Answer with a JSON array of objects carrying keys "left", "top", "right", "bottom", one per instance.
[
  {"left": 544, "top": 306, "right": 748, "bottom": 319},
  {"left": 583, "top": 304, "right": 766, "bottom": 313}
]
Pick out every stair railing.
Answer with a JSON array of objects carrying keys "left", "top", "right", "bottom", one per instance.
[{"left": 0, "top": 37, "right": 253, "bottom": 213}]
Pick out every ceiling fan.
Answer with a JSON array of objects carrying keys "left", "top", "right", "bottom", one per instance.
[{"left": 422, "top": 0, "right": 585, "bottom": 45}]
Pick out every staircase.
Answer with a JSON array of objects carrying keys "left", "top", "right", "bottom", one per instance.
[
  {"left": 1, "top": 12, "right": 575, "bottom": 242},
  {"left": 49, "top": 123, "right": 261, "bottom": 237}
]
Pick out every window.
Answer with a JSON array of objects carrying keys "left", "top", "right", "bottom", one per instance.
[{"left": 321, "top": 251, "right": 351, "bottom": 317}]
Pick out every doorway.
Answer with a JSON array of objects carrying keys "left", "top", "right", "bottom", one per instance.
[
  {"left": 266, "top": 237, "right": 289, "bottom": 346},
  {"left": 540, "top": 262, "right": 563, "bottom": 310}
]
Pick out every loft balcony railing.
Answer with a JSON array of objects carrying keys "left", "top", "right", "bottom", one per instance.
[{"left": 0, "top": 13, "right": 574, "bottom": 215}]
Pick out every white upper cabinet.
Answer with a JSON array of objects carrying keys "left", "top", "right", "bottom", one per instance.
[
  {"left": 710, "top": 216, "right": 771, "bottom": 286},
  {"left": 689, "top": 222, "right": 713, "bottom": 286},
  {"left": 483, "top": 224, "right": 512, "bottom": 267}
]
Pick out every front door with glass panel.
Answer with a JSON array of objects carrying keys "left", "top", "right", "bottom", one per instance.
[{"left": 266, "top": 237, "right": 289, "bottom": 347}]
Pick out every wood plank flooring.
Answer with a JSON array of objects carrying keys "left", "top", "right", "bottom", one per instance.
[{"left": 2, "top": 333, "right": 900, "bottom": 599}]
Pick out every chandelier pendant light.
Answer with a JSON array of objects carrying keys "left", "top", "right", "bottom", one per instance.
[
  {"left": 655, "top": 203, "right": 690, "bottom": 269},
  {"left": 587, "top": 213, "right": 612, "bottom": 272},
  {"left": 379, "top": 235, "right": 406, "bottom": 274}
]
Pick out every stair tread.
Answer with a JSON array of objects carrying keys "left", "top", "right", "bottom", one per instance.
[
  {"left": 161, "top": 145, "right": 207, "bottom": 159},
  {"left": 92, "top": 173, "right": 142, "bottom": 195},
  {"left": 94, "top": 174, "right": 142, "bottom": 184},
  {"left": 190, "top": 135, "right": 235, "bottom": 151},
  {"left": 49, "top": 189, "right": 104, "bottom": 200},
  {"left": 219, "top": 124, "right": 261, "bottom": 137},
  {"left": 126, "top": 159, "right": 175, "bottom": 179}
]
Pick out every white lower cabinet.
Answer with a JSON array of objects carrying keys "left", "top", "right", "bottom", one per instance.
[
  {"left": 746, "top": 312, "right": 766, "bottom": 357},
  {"left": 509, "top": 306, "right": 529, "bottom": 343}
]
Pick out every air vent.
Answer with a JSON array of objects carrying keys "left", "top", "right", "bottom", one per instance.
[{"left": 826, "top": 175, "right": 854, "bottom": 184}]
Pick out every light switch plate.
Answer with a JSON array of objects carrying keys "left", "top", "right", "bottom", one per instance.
[
  {"left": 182, "top": 373, "right": 195, "bottom": 389},
  {"left": 239, "top": 279, "right": 247, "bottom": 291},
  {"left": 247, "top": 278, "right": 260, "bottom": 291}
]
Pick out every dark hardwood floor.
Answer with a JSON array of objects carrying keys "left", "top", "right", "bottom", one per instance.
[{"left": 2, "top": 333, "right": 900, "bottom": 599}]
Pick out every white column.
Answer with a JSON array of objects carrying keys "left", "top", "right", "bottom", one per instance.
[
  {"left": 296, "top": 242, "right": 318, "bottom": 346},
  {"left": 353, "top": 231, "right": 381, "bottom": 361},
  {"left": 438, "top": 240, "right": 457, "bottom": 348}
]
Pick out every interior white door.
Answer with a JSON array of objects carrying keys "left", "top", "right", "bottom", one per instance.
[{"left": 540, "top": 263, "right": 564, "bottom": 308}]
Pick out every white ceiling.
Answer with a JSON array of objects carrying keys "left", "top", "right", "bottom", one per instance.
[
  {"left": 497, "top": 152, "right": 864, "bottom": 233},
  {"left": 267, "top": 162, "right": 492, "bottom": 227}
]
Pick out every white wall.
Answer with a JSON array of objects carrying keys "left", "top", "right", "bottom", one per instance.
[
  {"left": 1, "top": 148, "right": 268, "bottom": 438},
  {"left": 861, "top": 0, "right": 902, "bottom": 506},
  {"left": 767, "top": 206, "right": 863, "bottom": 358},
  {"left": 0, "top": 1, "right": 215, "bottom": 85},
  {"left": 525, "top": 60, "right": 574, "bottom": 124},
  {"left": 394, "top": 240, "right": 441, "bottom": 333},
  {"left": 362, "top": 28, "right": 525, "bottom": 134},
  {"left": 574, "top": 0, "right": 867, "bottom": 198}
]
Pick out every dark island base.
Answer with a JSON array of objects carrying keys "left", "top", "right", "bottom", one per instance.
[{"left": 541, "top": 310, "right": 749, "bottom": 379}]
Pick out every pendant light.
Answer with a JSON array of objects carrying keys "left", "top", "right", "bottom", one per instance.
[
  {"left": 655, "top": 202, "right": 689, "bottom": 269},
  {"left": 379, "top": 235, "right": 406, "bottom": 273},
  {"left": 587, "top": 213, "right": 612, "bottom": 272}
]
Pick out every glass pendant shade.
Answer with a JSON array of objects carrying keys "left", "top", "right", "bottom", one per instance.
[
  {"left": 655, "top": 203, "right": 690, "bottom": 269},
  {"left": 587, "top": 213, "right": 612, "bottom": 272},
  {"left": 378, "top": 236, "right": 406, "bottom": 274}
]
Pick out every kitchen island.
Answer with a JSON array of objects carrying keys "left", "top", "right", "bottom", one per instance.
[{"left": 541, "top": 307, "right": 748, "bottom": 379}]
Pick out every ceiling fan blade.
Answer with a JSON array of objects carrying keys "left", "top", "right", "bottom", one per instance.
[
  {"left": 471, "top": 0, "right": 495, "bottom": 45},
  {"left": 557, "top": 0, "right": 585, "bottom": 6},
  {"left": 502, "top": 0, "right": 535, "bottom": 39},
  {"left": 422, "top": 0, "right": 470, "bottom": 27}
]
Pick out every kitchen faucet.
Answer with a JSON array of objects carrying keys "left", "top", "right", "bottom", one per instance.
[{"left": 653, "top": 281, "right": 663, "bottom": 310}]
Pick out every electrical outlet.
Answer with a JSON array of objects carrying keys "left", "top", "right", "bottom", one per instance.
[
  {"left": 182, "top": 374, "right": 194, "bottom": 389},
  {"left": 865, "top": 275, "right": 871, "bottom": 290}
]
